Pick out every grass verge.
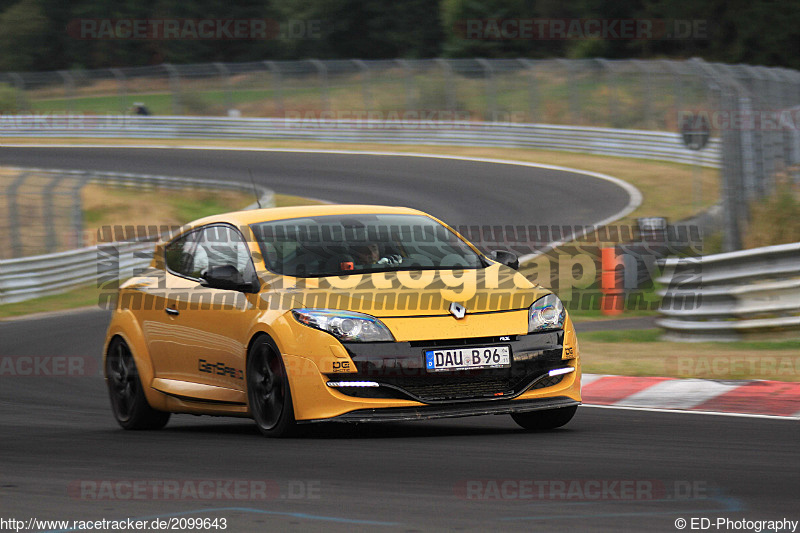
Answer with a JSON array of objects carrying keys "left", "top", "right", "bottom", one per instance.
[
  {"left": 82, "top": 184, "right": 253, "bottom": 235},
  {"left": 579, "top": 330, "right": 800, "bottom": 381},
  {"left": 0, "top": 285, "right": 107, "bottom": 319}
]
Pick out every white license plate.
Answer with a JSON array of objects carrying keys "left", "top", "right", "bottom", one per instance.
[{"left": 425, "top": 346, "right": 511, "bottom": 372}]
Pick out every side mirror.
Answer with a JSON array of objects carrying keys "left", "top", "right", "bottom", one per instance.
[
  {"left": 489, "top": 250, "right": 520, "bottom": 270},
  {"left": 201, "top": 265, "right": 260, "bottom": 293}
]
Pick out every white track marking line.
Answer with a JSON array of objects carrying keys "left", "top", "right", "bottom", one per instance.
[{"left": 582, "top": 404, "right": 799, "bottom": 420}]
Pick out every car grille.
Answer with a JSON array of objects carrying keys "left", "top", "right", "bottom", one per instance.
[
  {"left": 394, "top": 376, "right": 514, "bottom": 401},
  {"left": 529, "top": 374, "right": 564, "bottom": 390},
  {"left": 331, "top": 372, "right": 565, "bottom": 402}
]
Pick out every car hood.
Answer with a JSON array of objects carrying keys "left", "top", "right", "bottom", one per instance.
[{"left": 265, "top": 264, "right": 550, "bottom": 318}]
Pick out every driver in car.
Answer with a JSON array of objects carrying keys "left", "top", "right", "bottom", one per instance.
[{"left": 354, "top": 243, "right": 402, "bottom": 267}]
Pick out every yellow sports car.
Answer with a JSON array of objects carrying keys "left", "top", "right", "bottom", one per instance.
[{"left": 103, "top": 205, "right": 581, "bottom": 437}]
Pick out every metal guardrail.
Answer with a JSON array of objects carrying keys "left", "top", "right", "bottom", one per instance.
[
  {"left": 0, "top": 241, "right": 154, "bottom": 304},
  {"left": 0, "top": 116, "right": 722, "bottom": 167},
  {"left": 656, "top": 242, "right": 800, "bottom": 341},
  {"left": 11, "top": 166, "right": 275, "bottom": 204},
  {"left": 0, "top": 170, "right": 274, "bottom": 304}
]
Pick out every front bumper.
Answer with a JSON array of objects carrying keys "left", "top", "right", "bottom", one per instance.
[
  {"left": 303, "top": 396, "right": 580, "bottom": 423},
  {"left": 327, "top": 331, "right": 572, "bottom": 403},
  {"left": 281, "top": 317, "right": 581, "bottom": 422}
]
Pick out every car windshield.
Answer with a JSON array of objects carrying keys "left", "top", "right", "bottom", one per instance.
[{"left": 251, "top": 213, "right": 484, "bottom": 277}]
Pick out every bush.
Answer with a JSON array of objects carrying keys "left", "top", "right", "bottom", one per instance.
[
  {"left": 0, "top": 83, "right": 22, "bottom": 113},
  {"left": 745, "top": 178, "right": 800, "bottom": 248},
  {"left": 177, "top": 92, "right": 223, "bottom": 116}
]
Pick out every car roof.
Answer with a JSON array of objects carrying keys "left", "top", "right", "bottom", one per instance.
[{"left": 185, "top": 204, "right": 430, "bottom": 229}]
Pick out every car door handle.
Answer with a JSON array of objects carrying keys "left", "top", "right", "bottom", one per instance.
[{"left": 165, "top": 307, "right": 180, "bottom": 316}]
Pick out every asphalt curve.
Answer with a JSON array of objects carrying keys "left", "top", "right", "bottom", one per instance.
[
  {"left": 0, "top": 146, "right": 631, "bottom": 228},
  {"left": 1, "top": 147, "right": 797, "bottom": 532}
]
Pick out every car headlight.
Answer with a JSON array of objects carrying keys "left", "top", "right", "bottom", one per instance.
[
  {"left": 291, "top": 309, "right": 395, "bottom": 342},
  {"left": 528, "top": 294, "right": 565, "bottom": 332}
]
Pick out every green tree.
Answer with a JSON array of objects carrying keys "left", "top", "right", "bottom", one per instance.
[
  {"left": 279, "top": 0, "right": 443, "bottom": 59},
  {"left": 0, "top": 0, "right": 799, "bottom": 70},
  {"left": 0, "top": 83, "right": 24, "bottom": 111},
  {"left": 0, "top": 0, "right": 49, "bottom": 71}
]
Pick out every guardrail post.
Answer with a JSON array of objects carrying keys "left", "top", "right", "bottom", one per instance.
[
  {"left": 69, "top": 173, "right": 91, "bottom": 249},
  {"left": 557, "top": 59, "right": 579, "bottom": 124},
  {"left": 742, "top": 65, "right": 768, "bottom": 198},
  {"left": 764, "top": 68, "right": 787, "bottom": 193},
  {"left": 476, "top": 58, "right": 496, "bottom": 122},
  {"left": 636, "top": 61, "right": 653, "bottom": 129},
  {"left": 434, "top": 58, "right": 456, "bottom": 114},
  {"left": 263, "top": 61, "right": 284, "bottom": 116},
  {"left": 57, "top": 70, "right": 76, "bottom": 114},
  {"left": 662, "top": 60, "right": 684, "bottom": 130},
  {"left": 595, "top": 58, "right": 618, "bottom": 127},
  {"left": 163, "top": 63, "right": 182, "bottom": 115},
  {"left": 767, "top": 68, "right": 784, "bottom": 180},
  {"left": 7, "top": 172, "right": 30, "bottom": 258},
  {"left": 691, "top": 58, "right": 744, "bottom": 252},
  {"left": 791, "top": 119, "right": 800, "bottom": 184},
  {"left": 395, "top": 59, "right": 415, "bottom": 112},
  {"left": 110, "top": 68, "right": 128, "bottom": 115},
  {"left": 721, "top": 86, "right": 745, "bottom": 252},
  {"left": 781, "top": 114, "right": 794, "bottom": 179},
  {"left": 43, "top": 173, "right": 67, "bottom": 253},
  {"left": 307, "top": 59, "right": 329, "bottom": 112},
  {"left": 214, "top": 62, "right": 233, "bottom": 114},
  {"left": 517, "top": 59, "right": 537, "bottom": 123},
  {"left": 736, "top": 94, "right": 759, "bottom": 202},
  {"left": 352, "top": 59, "right": 372, "bottom": 111},
  {"left": 9, "top": 73, "right": 26, "bottom": 111}
]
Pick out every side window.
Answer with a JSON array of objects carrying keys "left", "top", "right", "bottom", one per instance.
[
  {"left": 164, "top": 231, "right": 199, "bottom": 277},
  {"left": 192, "top": 225, "right": 256, "bottom": 280}
]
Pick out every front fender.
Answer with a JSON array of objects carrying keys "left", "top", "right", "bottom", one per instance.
[{"left": 103, "top": 308, "right": 169, "bottom": 411}]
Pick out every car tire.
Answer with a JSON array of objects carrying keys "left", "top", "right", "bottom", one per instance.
[
  {"left": 511, "top": 405, "right": 577, "bottom": 430},
  {"left": 247, "top": 335, "right": 297, "bottom": 438},
  {"left": 105, "top": 337, "right": 170, "bottom": 430}
]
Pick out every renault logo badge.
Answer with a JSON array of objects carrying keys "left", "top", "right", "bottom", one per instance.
[{"left": 449, "top": 302, "right": 466, "bottom": 319}]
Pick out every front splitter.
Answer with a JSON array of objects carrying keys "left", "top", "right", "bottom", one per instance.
[{"left": 301, "top": 396, "right": 579, "bottom": 423}]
